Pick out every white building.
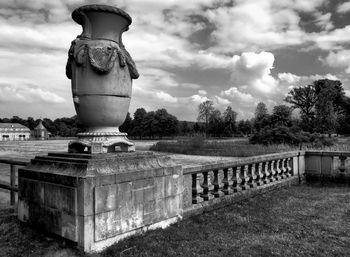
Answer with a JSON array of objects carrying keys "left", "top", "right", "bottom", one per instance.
[{"left": 0, "top": 123, "right": 31, "bottom": 141}]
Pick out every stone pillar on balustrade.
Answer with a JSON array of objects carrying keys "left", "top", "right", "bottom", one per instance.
[{"left": 17, "top": 4, "right": 183, "bottom": 253}]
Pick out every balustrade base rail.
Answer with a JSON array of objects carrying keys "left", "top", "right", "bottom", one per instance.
[{"left": 305, "top": 173, "right": 350, "bottom": 184}]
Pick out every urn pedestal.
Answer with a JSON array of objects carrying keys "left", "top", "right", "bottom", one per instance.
[
  {"left": 65, "top": 5, "right": 139, "bottom": 154},
  {"left": 17, "top": 152, "right": 183, "bottom": 252}
]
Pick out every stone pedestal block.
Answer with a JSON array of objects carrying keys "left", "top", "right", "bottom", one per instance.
[{"left": 17, "top": 151, "right": 183, "bottom": 252}]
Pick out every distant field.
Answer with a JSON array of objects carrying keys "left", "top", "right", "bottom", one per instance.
[
  {"left": 151, "top": 136, "right": 350, "bottom": 157},
  {"left": 0, "top": 139, "right": 160, "bottom": 158}
]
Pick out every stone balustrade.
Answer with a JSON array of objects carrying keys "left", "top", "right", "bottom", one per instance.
[
  {"left": 183, "top": 151, "right": 305, "bottom": 215},
  {"left": 304, "top": 151, "right": 350, "bottom": 182}
]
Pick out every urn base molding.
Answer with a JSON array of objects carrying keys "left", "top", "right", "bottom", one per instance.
[{"left": 68, "top": 132, "right": 135, "bottom": 154}]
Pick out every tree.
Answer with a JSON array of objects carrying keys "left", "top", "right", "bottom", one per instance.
[
  {"left": 26, "top": 117, "right": 36, "bottom": 130},
  {"left": 131, "top": 108, "right": 147, "bottom": 139},
  {"left": 180, "top": 121, "right": 190, "bottom": 136},
  {"left": 154, "top": 108, "right": 179, "bottom": 138},
  {"left": 120, "top": 112, "right": 133, "bottom": 134},
  {"left": 197, "top": 100, "right": 214, "bottom": 137},
  {"left": 254, "top": 102, "right": 270, "bottom": 132},
  {"left": 193, "top": 122, "right": 202, "bottom": 134},
  {"left": 208, "top": 109, "right": 224, "bottom": 137},
  {"left": 143, "top": 111, "right": 156, "bottom": 139},
  {"left": 314, "top": 79, "right": 344, "bottom": 135},
  {"left": 271, "top": 105, "right": 292, "bottom": 127},
  {"left": 255, "top": 102, "right": 268, "bottom": 120},
  {"left": 285, "top": 85, "right": 317, "bottom": 132},
  {"left": 223, "top": 106, "right": 237, "bottom": 137},
  {"left": 237, "top": 120, "right": 252, "bottom": 136},
  {"left": 43, "top": 118, "right": 57, "bottom": 136}
]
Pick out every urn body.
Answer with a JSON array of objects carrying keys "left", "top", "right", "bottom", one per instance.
[{"left": 66, "top": 5, "right": 139, "bottom": 133}]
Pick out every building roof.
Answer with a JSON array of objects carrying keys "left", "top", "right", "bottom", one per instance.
[
  {"left": 0, "top": 123, "right": 30, "bottom": 130},
  {"left": 34, "top": 120, "right": 48, "bottom": 131}
]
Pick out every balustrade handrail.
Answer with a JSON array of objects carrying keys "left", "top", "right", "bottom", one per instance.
[
  {"left": 304, "top": 150, "right": 350, "bottom": 157},
  {"left": 0, "top": 158, "right": 29, "bottom": 166},
  {"left": 0, "top": 157, "right": 29, "bottom": 205},
  {"left": 183, "top": 150, "right": 304, "bottom": 175}
]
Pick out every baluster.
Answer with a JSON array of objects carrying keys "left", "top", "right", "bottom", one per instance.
[
  {"left": 262, "top": 162, "right": 269, "bottom": 184},
  {"left": 240, "top": 165, "right": 250, "bottom": 190},
  {"left": 286, "top": 158, "right": 292, "bottom": 177},
  {"left": 201, "top": 171, "right": 209, "bottom": 201},
  {"left": 10, "top": 164, "right": 16, "bottom": 205},
  {"left": 232, "top": 166, "right": 242, "bottom": 192},
  {"left": 339, "top": 156, "right": 347, "bottom": 172},
  {"left": 247, "top": 164, "right": 256, "bottom": 188},
  {"left": 212, "top": 169, "right": 220, "bottom": 198},
  {"left": 192, "top": 173, "right": 203, "bottom": 204},
  {"left": 269, "top": 160, "right": 276, "bottom": 182},
  {"left": 222, "top": 168, "right": 231, "bottom": 195},
  {"left": 280, "top": 159, "right": 287, "bottom": 179},
  {"left": 255, "top": 162, "right": 263, "bottom": 186},
  {"left": 274, "top": 159, "right": 282, "bottom": 180}
]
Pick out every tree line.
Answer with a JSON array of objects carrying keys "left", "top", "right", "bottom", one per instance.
[
  {"left": 0, "top": 116, "right": 84, "bottom": 137},
  {"left": 251, "top": 79, "right": 350, "bottom": 145},
  {"left": 2, "top": 78, "right": 348, "bottom": 142},
  {"left": 196, "top": 79, "right": 350, "bottom": 145}
]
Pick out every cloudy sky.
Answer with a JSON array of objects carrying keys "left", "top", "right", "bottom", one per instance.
[{"left": 1, "top": 0, "right": 350, "bottom": 121}]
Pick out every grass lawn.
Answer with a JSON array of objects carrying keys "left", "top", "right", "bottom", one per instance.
[{"left": 1, "top": 184, "right": 350, "bottom": 256}]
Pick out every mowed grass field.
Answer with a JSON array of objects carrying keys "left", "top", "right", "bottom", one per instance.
[
  {"left": 151, "top": 136, "right": 350, "bottom": 157},
  {"left": 1, "top": 184, "right": 350, "bottom": 256}
]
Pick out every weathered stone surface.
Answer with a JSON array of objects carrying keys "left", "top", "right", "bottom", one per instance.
[
  {"left": 94, "top": 184, "right": 118, "bottom": 213},
  {"left": 18, "top": 151, "right": 183, "bottom": 253},
  {"left": 95, "top": 210, "right": 121, "bottom": 241},
  {"left": 29, "top": 151, "right": 175, "bottom": 176}
]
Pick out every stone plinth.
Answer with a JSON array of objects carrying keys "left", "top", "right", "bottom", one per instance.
[{"left": 17, "top": 151, "right": 183, "bottom": 252}]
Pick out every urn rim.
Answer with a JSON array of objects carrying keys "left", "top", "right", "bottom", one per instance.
[{"left": 72, "top": 4, "right": 132, "bottom": 26}]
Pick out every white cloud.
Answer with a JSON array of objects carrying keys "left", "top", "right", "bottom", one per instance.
[
  {"left": 278, "top": 72, "right": 340, "bottom": 91},
  {"left": 205, "top": 1, "right": 306, "bottom": 53},
  {"left": 180, "top": 83, "right": 201, "bottom": 90},
  {"left": 231, "top": 52, "right": 277, "bottom": 94},
  {"left": 286, "top": 0, "right": 326, "bottom": 12},
  {"left": 155, "top": 91, "right": 178, "bottom": 103},
  {"left": 314, "top": 12, "right": 334, "bottom": 31},
  {"left": 190, "top": 94, "right": 210, "bottom": 105},
  {"left": 322, "top": 50, "right": 350, "bottom": 73},
  {"left": 278, "top": 72, "right": 301, "bottom": 84},
  {"left": 310, "top": 25, "right": 350, "bottom": 50},
  {"left": 198, "top": 90, "right": 207, "bottom": 95},
  {"left": 337, "top": 1, "right": 350, "bottom": 13},
  {"left": 0, "top": 83, "right": 65, "bottom": 104},
  {"left": 214, "top": 96, "right": 231, "bottom": 106},
  {"left": 221, "top": 87, "right": 255, "bottom": 103}
]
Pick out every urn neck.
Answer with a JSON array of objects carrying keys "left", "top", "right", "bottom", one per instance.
[{"left": 72, "top": 5, "right": 132, "bottom": 43}]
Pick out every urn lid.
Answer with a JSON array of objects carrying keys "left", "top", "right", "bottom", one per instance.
[{"left": 72, "top": 4, "right": 132, "bottom": 26}]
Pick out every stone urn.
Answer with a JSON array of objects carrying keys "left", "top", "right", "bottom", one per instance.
[{"left": 65, "top": 4, "right": 139, "bottom": 153}]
